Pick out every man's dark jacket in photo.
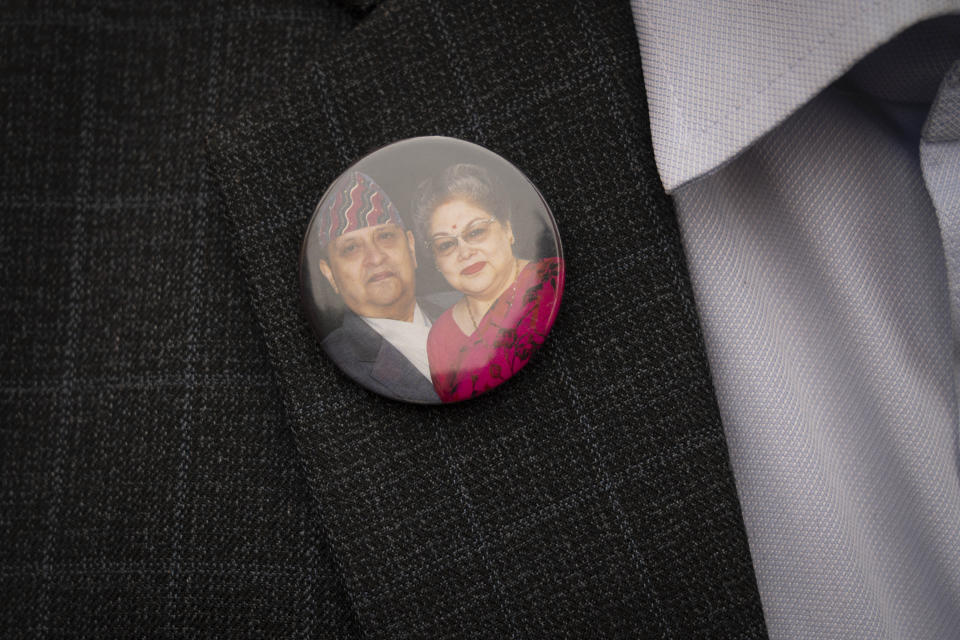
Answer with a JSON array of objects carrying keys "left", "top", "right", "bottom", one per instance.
[
  {"left": 321, "top": 297, "right": 448, "bottom": 404},
  {"left": 0, "top": 0, "right": 769, "bottom": 637}
]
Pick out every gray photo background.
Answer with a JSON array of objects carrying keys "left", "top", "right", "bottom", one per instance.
[{"left": 301, "top": 137, "right": 562, "bottom": 338}]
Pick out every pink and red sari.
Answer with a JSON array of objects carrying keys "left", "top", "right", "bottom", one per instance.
[{"left": 427, "top": 257, "right": 564, "bottom": 403}]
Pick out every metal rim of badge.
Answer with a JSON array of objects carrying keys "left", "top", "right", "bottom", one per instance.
[{"left": 299, "top": 136, "right": 564, "bottom": 404}]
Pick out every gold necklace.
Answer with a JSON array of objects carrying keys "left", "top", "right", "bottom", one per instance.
[
  {"left": 466, "top": 300, "right": 481, "bottom": 331},
  {"left": 465, "top": 258, "right": 520, "bottom": 331}
]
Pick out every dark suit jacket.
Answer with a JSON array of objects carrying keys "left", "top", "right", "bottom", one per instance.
[
  {"left": 322, "top": 299, "right": 447, "bottom": 404},
  {"left": 1, "top": 0, "right": 767, "bottom": 637}
]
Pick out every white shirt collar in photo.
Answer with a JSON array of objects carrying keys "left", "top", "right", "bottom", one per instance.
[{"left": 361, "top": 303, "right": 433, "bottom": 381}]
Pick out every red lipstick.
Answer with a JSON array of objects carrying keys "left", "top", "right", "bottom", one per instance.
[{"left": 461, "top": 261, "right": 486, "bottom": 275}]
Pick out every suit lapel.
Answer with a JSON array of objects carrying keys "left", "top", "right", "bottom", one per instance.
[
  {"left": 210, "top": 0, "right": 767, "bottom": 636},
  {"left": 339, "top": 311, "right": 382, "bottom": 363},
  {"left": 368, "top": 336, "right": 437, "bottom": 403},
  {"left": 341, "top": 312, "right": 439, "bottom": 403}
]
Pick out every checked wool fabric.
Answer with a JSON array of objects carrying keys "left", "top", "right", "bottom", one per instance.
[
  {"left": 2, "top": 0, "right": 768, "bottom": 637},
  {"left": 211, "top": 0, "right": 766, "bottom": 637},
  {"left": 1, "top": 1, "right": 361, "bottom": 636}
]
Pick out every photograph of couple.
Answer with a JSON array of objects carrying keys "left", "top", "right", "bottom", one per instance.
[{"left": 302, "top": 141, "right": 564, "bottom": 404}]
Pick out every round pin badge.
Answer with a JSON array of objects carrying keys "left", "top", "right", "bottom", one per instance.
[{"left": 300, "top": 136, "right": 564, "bottom": 404}]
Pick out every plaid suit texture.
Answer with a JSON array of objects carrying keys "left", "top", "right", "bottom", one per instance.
[{"left": 2, "top": 0, "right": 768, "bottom": 637}]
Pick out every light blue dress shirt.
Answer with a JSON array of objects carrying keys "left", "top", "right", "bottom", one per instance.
[{"left": 632, "top": 3, "right": 960, "bottom": 638}]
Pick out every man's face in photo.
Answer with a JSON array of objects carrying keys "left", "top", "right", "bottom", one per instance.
[{"left": 318, "top": 223, "right": 419, "bottom": 321}]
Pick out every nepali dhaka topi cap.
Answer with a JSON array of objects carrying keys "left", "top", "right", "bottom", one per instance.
[{"left": 316, "top": 171, "right": 405, "bottom": 249}]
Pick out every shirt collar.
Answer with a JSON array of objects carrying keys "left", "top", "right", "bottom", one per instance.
[
  {"left": 361, "top": 302, "right": 430, "bottom": 332},
  {"left": 631, "top": 0, "right": 960, "bottom": 192}
]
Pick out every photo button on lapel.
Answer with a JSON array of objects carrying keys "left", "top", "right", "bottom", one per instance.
[{"left": 300, "top": 136, "right": 564, "bottom": 404}]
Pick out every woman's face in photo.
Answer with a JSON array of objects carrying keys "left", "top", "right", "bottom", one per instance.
[{"left": 429, "top": 198, "right": 515, "bottom": 300}]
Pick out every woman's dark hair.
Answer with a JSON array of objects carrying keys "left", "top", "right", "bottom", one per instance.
[{"left": 413, "top": 163, "right": 511, "bottom": 243}]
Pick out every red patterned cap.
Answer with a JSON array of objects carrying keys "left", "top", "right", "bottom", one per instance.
[{"left": 317, "top": 172, "right": 405, "bottom": 250}]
